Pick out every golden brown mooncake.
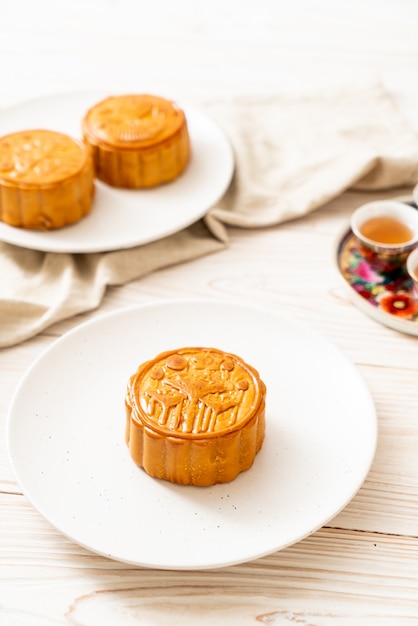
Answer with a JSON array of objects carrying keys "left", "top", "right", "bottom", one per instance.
[
  {"left": 82, "top": 94, "right": 191, "bottom": 189},
  {"left": 0, "top": 129, "right": 95, "bottom": 230},
  {"left": 125, "top": 347, "right": 266, "bottom": 486}
]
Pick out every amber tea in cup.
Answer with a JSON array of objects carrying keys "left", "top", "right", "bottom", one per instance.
[
  {"left": 359, "top": 215, "right": 414, "bottom": 246},
  {"left": 351, "top": 200, "right": 418, "bottom": 269}
]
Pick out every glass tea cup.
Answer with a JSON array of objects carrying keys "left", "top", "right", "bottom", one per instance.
[{"left": 350, "top": 200, "right": 418, "bottom": 271}]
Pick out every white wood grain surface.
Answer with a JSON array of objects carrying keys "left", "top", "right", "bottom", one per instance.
[{"left": 1, "top": 1, "right": 418, "bottom": 624}]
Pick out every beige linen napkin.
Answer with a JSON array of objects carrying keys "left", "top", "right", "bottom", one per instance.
[{"left": 1, "top": 83, "right": 418, "bottom": 347}]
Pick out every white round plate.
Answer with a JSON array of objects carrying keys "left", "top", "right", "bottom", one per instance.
[
  {"left": 0, "top": 92, "right": 234, "bottom": 253},
  {"left": 7, "top": 300, "right": 377, "bottom": 570}
]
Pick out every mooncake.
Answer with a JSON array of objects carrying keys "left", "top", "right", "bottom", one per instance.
[
  {"left": 0, "top": 129, "right": 95, "bottom": 230},
  {"left": 82, "top": 94, "right": 191, "bottom": 188},
  {"left": 125, "top": 347, "right": 266, "bottom": 486}
]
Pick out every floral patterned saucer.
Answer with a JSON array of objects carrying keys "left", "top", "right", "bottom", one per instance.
[{"left": 336, "top": 203, "right": 418, "bottom": 336}]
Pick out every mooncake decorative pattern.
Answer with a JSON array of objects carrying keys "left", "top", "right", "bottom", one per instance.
[
  {"left": 0, "top": 129, "right": 95, "bottom": 230},
  {"left": 82, "top": 94, "right": 191, "bottom": 188},
  {"left": 125, "top": 347, "right": 266, "bottom": 486}
]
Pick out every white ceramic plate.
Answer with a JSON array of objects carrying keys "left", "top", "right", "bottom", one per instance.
[
  {"left": 0, "top": 92, "right": 234, "bottom": 253},
  {"left": 7, "top": 300, "right": 377, "bottom": 570}
]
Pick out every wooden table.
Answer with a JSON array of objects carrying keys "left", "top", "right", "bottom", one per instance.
[{"left": 1, "top": 2, "right": 418, "bottom": 623}]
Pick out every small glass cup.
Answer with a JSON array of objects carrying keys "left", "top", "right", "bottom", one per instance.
[
  {"left": 350, "top": 200, "right": 418, "bottom": 271},
  {"left": 406, "top": 246, "right": 418, "bottom": 299}
]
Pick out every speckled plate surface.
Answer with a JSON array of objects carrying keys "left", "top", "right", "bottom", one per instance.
[{"left": 336, "top": 200, "right": 418, "bottom": 336}]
